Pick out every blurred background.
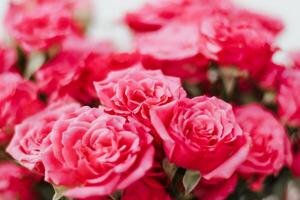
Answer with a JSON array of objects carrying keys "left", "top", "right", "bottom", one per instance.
[{"left": 0, "top": 0, "right": 299, "bottom": 53}]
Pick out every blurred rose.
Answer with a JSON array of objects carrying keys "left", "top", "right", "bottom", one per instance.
[
  {"left": 5, "top": 0, "right": 81, "bottom": 52},
  {"left": 61, "top": 36, "right": 114, "bottom": 55},
  {"left": 131, "top": 0, "right": 235, "bottom": 81},
  {"left": 35, "top": 37, "right": 115, "bottom": 104},
  {"left": 235, "top": 104, "right": 292, "bottom": 190},
  {"left": 23, "top": 0, "right": 92, "bottom": 32},
  {"left": 199, "top": 9, "right": 281, "bottom": 79},
  {"left": 150, "top": 96, "right": 250, "bottom": 180},
  {"left": 0, "top": 42, "right": 17, "bottom": 73},
  {"left": 257, "top": 62, "right": 285, "bottom": 90},
  {"left": 278, "top": 69, "right": 300, "bottom": 127},
  {"left": 130, "top": 0, "right": 282, "bottom": 81},
  {"left": 289, "top": 51, "right": 300, "bottom": 68},
  {"left": 125, "top": 0, "right": 233, "bottom": 33},
  {"left": 0, "top": 161, "right": 39, "bottom": 200},
  {"left": 0, "top": 73, "right": 43, "bottom": 144},
  {"left": 125, "top": 0, "right": 184, "bottom": 32},
  {"left": 137, "top": 20, "right": 211, "bottom": 81}
]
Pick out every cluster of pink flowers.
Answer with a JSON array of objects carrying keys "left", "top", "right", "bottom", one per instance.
[{"left": 0, "top": 0, "right": 300, "bottom": 199}]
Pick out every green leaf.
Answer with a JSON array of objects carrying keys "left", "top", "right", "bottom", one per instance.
[
  {"left": 52, "top": 185, "right": 67, "bottom": 200},
  {"left": 219, "top": 67, "right": 247, "bottom": 97},
  {"left": 182, "top": 170, "right": 201, "bottom": 195},
  {"left": 183, "top": 81, "right": 202, "bottom": 97},
  {"left": 162, "top": 158, "right": 177, "bottom": 181},
  {"left": 262, "top": 90, "right": 276, "bottom": 105},
  {"left": 25, "top": 51, "right": 45, "bottom": 79},
  {"left": 110, "top": 190, "right": 122, "bottom": 200}
]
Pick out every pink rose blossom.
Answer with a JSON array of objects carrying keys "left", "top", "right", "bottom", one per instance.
[
  {"left": 125, "top": 0, "right": 233, "bottom": 33},
  {"left": 277, "top": 69, "right": 300, "bottom": 127},
  {"left": 0, "top": 161, "right": 39, "bottom": 200},
  {"left": 35, "top": 38, "right": 115, "bottom": 104},
  {"left": 5, "top": 0, "right": 81, "bottom": 52},
  {"left": 137, "top": 21, "right": 204, "bottom": 61},
  {"left": 0, "top": 42, "right": 17, "bottom": 73},
  {"left": 199, "top": 9, "right": 281, "bottom": 78},
  {"left": 131, "top": 0, "right": 235, "bottom": 81},
  {"left": 36, "top": 38, "right": 137, "bottom": 105},
  {"left": 7, "top": 99, "right": 80, "bottom": 173},
  {"left": 130, "top": 0, "right": 282, "bottom": 81},
  {"left": 257, "top": 62, "right": 285, "bottom": 90},
  {"left": 39, "top": 107, "right": 154, "bottom": 198},
  {"left": 136, "top": 20, "right": 211, "bottom": 81},
  {"left": 289, "top": 51, "right": 300, "bottom": 68},
  {"left": 0, "top": 73, "right": 43, "bottom": 144},
  {"left": 150, "top": 96, "right": 250, "bottom": 180},
  {"left": 235, "top": 104, "right": 292, "bottom": 190},
  {"left": 94, "top": 66, "right": 186, "bottom": 126},
  {"left": 125, "top": 0, "right": 183, "bottom": 32}
]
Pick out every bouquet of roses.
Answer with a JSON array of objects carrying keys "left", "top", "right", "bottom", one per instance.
[{"left": 1, "top": 0, "right": 300, "bottom": 199}]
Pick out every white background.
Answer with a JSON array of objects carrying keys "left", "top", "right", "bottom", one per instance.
[{"left": 0, "top": 0, "right": 299, "bottom": 54}]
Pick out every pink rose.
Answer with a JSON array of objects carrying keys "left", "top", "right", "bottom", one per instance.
[
  {"left": 194, "top": 174, "right": 238, "bottom": 200},
  {"left": 5, "top": 0, "right": 80, "bottom": 52},
  {"left": 130, "top": 0, "right": 233, "bottom": 81},
  {"left": 7, "top": 99, "right": 80, "bottom": 173},
  {"left": 137, "top": 20, "right": 200, "bottom": 61},
  {"left": 39, "top": 107, "right": 154, "bottom": 198},
  {"left": 235, "top": 104, "right": 292, "bottom": 190},
  {"left": 130, "top": 0, "right": 281, "bottom": 81},
  {"left": 35, "top": 38, "right": 115, "bottom": 104},
  {"left": 0, "top": 161, "right": 39, "bottom": 200},
  {"left": 137, "top": 20, "right": 211, "bottom": 81},
  {"left": 125, "top": 0, "right": 233, "bottom": 33},
  {"left": 0, "top": 42, "right": 17, "bottom": 73},
  {"left": 150, "top": 96, "right": 250, "bottom": 180},
  {"left": 125, "top": 0, "right": 183, "bottom": 32},
  {"left": 0, "top": 73, "right": 43, "bottom": 144},
  {"left": 94, "top": 66, "right": 186, "bottom": 126},
  {"left": 289, "top": 51, "right": 300, "bottom": 68},
  {"left": 199, "top": 9, "right": 281, "bottom": 78},
  {"left": 277, "top": 69, "right": 300, "bottom": 127},
  {"left": 257, "top": 62, "right": 285, "bottom": 90}
]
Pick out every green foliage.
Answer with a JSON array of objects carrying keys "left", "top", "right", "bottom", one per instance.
[
  {"left": 52, "top": 185, "right": 67, "bottom": 200},
  {"left": 182, "top": 170, "right": 201, "bottom": 195}
]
